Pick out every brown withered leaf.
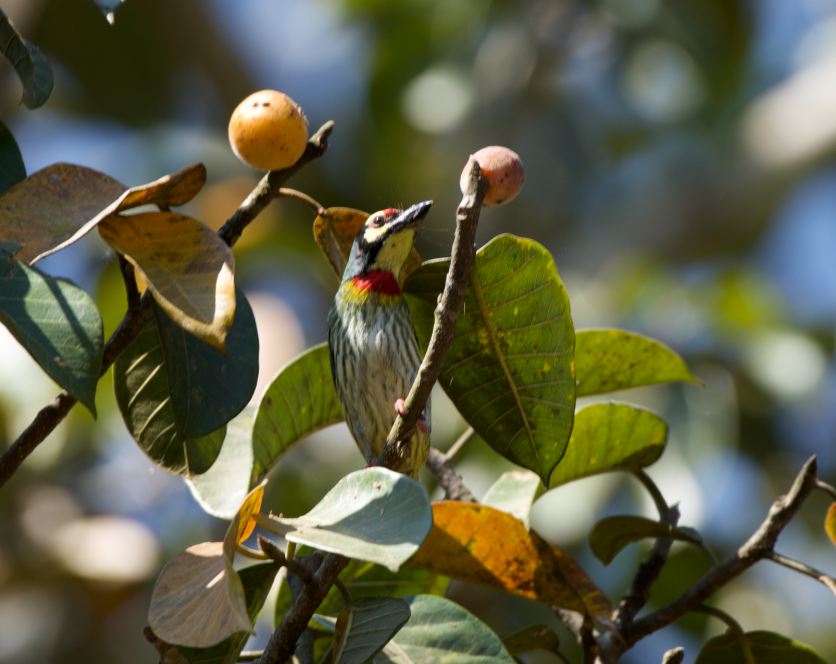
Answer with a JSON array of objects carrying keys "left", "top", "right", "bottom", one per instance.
[
  {"left": 408, "top": 503, "right": 610, "bottom": 619},
  {"left": 148, "top": 483, "right": 266, "bottom": 647},
  {"left": 0, "top": 163, "right": 126, "bottom": 263},
  {"left": 32, "top": 163, "right": 207, "bottom": 264},
  {"left": 98, "top": 212, "right": 235, "bottom": 352},
  {"left": 313, "top": 207, "right": 421, "bottom": 286}
]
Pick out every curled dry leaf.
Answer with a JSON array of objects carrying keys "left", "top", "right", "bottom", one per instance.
[
  {"left": 99, "top": 212, "right": 236, "bottom": 352},
  {"left": 148, "top": 483, "right": 266, "bottom": 648},
  {"left": 314, "top": 207, "right": 421, "bottom": 286},
  {"left": 825, "top": 503, "right": 836, "bottom": 548},
  {"left": 32, "top": 162, "right": 207, "bottom": 264}
]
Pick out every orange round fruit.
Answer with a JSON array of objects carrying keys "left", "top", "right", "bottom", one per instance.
[
  {"left": 228, "top": 90, "right": 308, "bottom": 171},
  {"left": 460, "top": 146, "right": 525, "bottom": 206}
]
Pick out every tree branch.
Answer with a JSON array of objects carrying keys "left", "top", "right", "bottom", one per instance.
[
  {"left": 425, "top": 447, "right": 476, "bottom": 502},
  {"left": 617, "top": 456, "right": 819, "bottom": 648},
  {"left": 377, "top": 161, "right": 488, "bottom": 471},
  {"left": 0, "top": 121, "right": 335, "bottom": 489},
  {"left": 765, "top": 551, "right": 836, "bottom": 599}
]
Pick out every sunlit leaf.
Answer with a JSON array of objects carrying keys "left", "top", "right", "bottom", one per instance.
[
  {"left": 0, "top": 253, "right": 103, "bottom": 415},
  {"left": 114, "top": 291, "right": 258, "bottom": 476},
  {"left": 548, "top": 404, "right": 668, "bottom": 489},
  {"left": 826, "top": 503, "right": 836, "bottom": 548},
  {"left": 404, "top": 235, "right": 575, "bottom": 484},
  {"left": 408, "top": 502, "right": 609, "bottom": 618},
  {"left": 575, "top": 329, "right": 699, "bottom": 397},
  {"left": 263, "top": 468, "right": 433, "bottom": 572},
  {"left": 237, "top": 479, "right": 267, "bottom": 543},
  {"left": 333, "top": 596, "right": 410, "bottom": 664},
  {"left": 317, "top": 560, "right": 450, "bottom": 618},
  {"left": 482, "top": 470, "right": 544, "bottom": 530},
  {"left": 32, "top": 162, "right": 207, "bottom": 264},
  {"left": 694, "top": 630, "right": 827, "bottom": 664},
  {"left": 188, "top": 344, "right": 342, "bottom": 519},
  {"left": 0, "top": 119, "right": 25, "bottom": 197},
  {"left": 0, "top": 10, "right": 53, "bottom": 108},
  {"left": 589, "top": 516, "right": 704, "bottom": 566},
  {"left": 99, "top": 211, "right": 235, "bottom": 351},
  {"left": 501, "top": 625, "right": 560, "bottom": 656},
  {"left": 177, "top": 562, "right": 279, "bottom": 664},
  {"left": 372, "top": 595, "right": 515, "bottom": 664},
  {"left": 0, "top": 164, "right": 126, "bottom": 264},
  {"left": 314, "top": 207, "right": 421, "bottom": 286},
  {"left": 149, "top": 485, "right": 265, "bottom": 648}
]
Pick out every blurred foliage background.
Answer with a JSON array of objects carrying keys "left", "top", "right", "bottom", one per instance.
[{"left": 0, "top": 0, "right": 835, "bottom": 662}]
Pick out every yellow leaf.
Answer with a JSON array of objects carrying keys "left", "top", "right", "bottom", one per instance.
[
  {"left": 98, "top": 212, "right": 236, "bottom": 352},
  {"left": 408, "top": 502, "right": 610, "bottom": 619},
  {"left": 235, "top": 480, "right": 266, "bottom": 544},
  {"left": 825, "top": 503, "right": 836, "bottom": 548},
  {"left": 313, "top": 207, "right": 421, "bottom": 287}
]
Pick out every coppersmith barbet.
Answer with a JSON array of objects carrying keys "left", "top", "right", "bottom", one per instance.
[{"left": 327, "top": 202, "right": 432, "bottom": 479}]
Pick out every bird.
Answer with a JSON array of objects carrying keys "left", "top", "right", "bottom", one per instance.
[{"left": 327, "top": 201, "right": 432, "bottom": 480}]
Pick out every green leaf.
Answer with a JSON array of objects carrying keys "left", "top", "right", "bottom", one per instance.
[
  {"left": 316, "top": 560, "right": 450, "bottom": 618},
  {"left": 548, "top": 404, "right": 668, "bottom": 489},
  {"left": 0, "top": 253, "right": 103, "bottom": 415},
  {"left": 482, "top": 470, "right": 544, "bottom": 530},
  {"left": 262, "top": 468, "right": 433, "bottom": 572},
  {"left": 0, "top": 10, "right": 53, "bottom": 109},
  {"left": 589, "top": 515, "right": 704, "bottom": 566},
  {"left": 501, "top": 625, "right": 560, "bottom": 656},
  {"left": 189, "top": 343, "right": 342, "bottom": 519},
  {"left": 187, "top": 406, "right": 258, "bottom": 518},
  {"left": 404, "top": 234, "right": 575, "bottom": 484},
  {"left": 113, "top": 289, "right": 259, "bottom": 476},
  {"left": 694, "top": 630, "right": 827, "bottom": 664},
  {"left": 0, "top": 119, "right": 25, "bottom": 197},
  {"left": 178, "top": 562, "right": 280, "bottom": 664},
  {"left": 575, "top": 329, "right": 699, "bottom": 397},
  {"left": 372, "top": 595, "right": 515, "bottom": 664},
  {"left": 333, "top": 596, "right": 410, "bottom": 664}
]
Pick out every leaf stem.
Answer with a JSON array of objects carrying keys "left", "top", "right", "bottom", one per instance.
[
  {"left": 333, "top": 578, "right": 353, "bottom": 609},
  {"left": 632, "top": 469, "right": 669, "bottom": 519},
  {"left": 816, "top": 480, "right": 836, "bottom": 503},
  {"left": 316, "top": 642, "right": 334, "bottom": 664},
  {"left": 278, "top": 188, "right": 325, "bottom": 216},
  {"left": 694, "top": 605, "right": 755, "bottom": 664},
  {"left": 445, "top": 426, "right": 476, "bottom": 462},
  {"left": 238, "top": 651, "right": 264, "bottom": 662},
  {"left": 764, "top": 551, "right": 836, "bottom": 599}
]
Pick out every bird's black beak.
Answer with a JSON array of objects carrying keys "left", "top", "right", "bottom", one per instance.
[{"left": 389, "top": 200, "right": 432, "bottom": 234}]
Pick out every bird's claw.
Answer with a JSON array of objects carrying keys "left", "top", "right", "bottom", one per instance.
[{"left": 394, "top": 398, "right": 429, "bottom": 433}]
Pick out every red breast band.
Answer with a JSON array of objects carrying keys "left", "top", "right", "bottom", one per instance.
[{"left": 352, "top": 270, "right": 400, "bottom": 296}]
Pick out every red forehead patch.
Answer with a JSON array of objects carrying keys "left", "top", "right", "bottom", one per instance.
[{"left": 383, "top": 208, "right": 399, "bottom": 217}]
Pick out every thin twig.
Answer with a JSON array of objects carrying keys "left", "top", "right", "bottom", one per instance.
[
  {"left": 118, "top": 254, "right": 141, "bottom": 311},
  {"left": 425, "top": 447, "right": 476, "bottom": 502},
  {"left": 765, "top": 551, "right": 836, "bottom": 598},
  {"left": 143, "top": 626, "right": 190, "bottom": 664},
  {"left": 0, "top": 121, "right": 335, "bottom": 490},
  {"left": 445, "top": 427, "right": 476, "bottom": 462},
  {"left": 257, "top": 534, "right": 313, "bottom": 583},
  {"left": 661, "top": 647, "right": 684, "bottom": 664},
  {"left": 239, "top": 651, "right": 264, "bottom": 662},
  {"left": 237, "top": 543, "right": 269, "bottom": 560},
  {"left": 613, "top": 504, "right": 680, "bottom": 626},
  {"left": 377, "top": 160, "right": 488, "bottom": 471},
  {"left": 617, "top": 456, "right": 819, "bottom": 649}
]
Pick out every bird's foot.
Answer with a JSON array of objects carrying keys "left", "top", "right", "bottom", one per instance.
[{"left": 394, "top": 398, "right": 429, "bottom": 433}]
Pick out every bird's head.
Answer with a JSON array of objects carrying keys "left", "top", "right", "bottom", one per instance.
[{"left": 343, "top": 201, "right": 432, "bottom": 286}]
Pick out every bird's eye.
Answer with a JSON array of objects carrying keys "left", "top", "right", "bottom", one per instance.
[{"left": 371, "top": 216, "right": 384, "bottom": 228}]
